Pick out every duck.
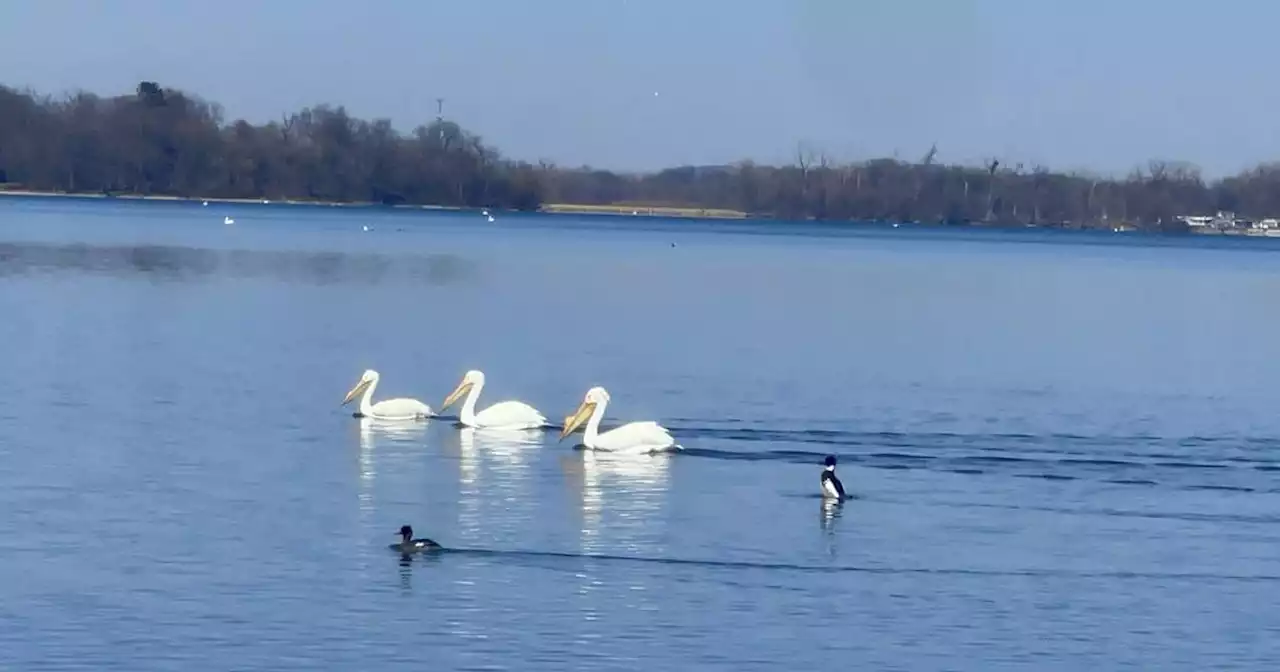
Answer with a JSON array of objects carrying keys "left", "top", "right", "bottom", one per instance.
[
  {"left": 821, "top": 455, "right": 847, "bottom": 500},
  {"left": 388, "top": 525, "right": 442, "bottom": 554}
]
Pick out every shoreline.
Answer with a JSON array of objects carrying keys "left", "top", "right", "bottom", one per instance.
[
  {"left": 539, "top": 203, "right": 749, "bottom": 219},
  {"left": 3, "top": 189, "right": 1279, "bottom": 236},
  {"left": 0, "top": 189, "right": 748, "bottom": 220},
  {"left": 0, "top": 189, "right": 462, "bottom": 210}
]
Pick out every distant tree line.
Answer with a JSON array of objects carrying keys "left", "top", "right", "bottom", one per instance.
[
  {"left": 546, "top": 152, "right": 1280, "bottom": 232},
  {"left": 0, "top": 81, "right": 542, "bottom": 209},
  {"left": 4, "top": 81, "right": 1280, "bottom": 231}
]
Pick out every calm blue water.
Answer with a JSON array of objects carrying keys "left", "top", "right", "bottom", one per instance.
[{"left": 1, "top": 197, "right": 1278, "bottom": 670}]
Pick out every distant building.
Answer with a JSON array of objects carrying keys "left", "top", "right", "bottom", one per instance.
[{"left": 1178, "top": 212, "right": 1280, "bottom": 234}]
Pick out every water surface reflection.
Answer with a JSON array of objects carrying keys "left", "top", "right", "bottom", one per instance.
[
  {"left": 820, "top": 498, "right": 845, "bottom": 559},
  {"left": 355, "top": 417, "right": 429, "bottom": 519},
  {"left": 561, "top": 451, "right": 672, "bottom": 555},
  {"left": 464, "top": 427, "right": 542, "bottom": 475},
  {"left": 440, "top": 427, "right": 544, "bottom": 547},
  {"left": 10, "top": 202, "right": 1280, "bottom": 670},
  {"left": 0, "top": 240, "right": 478, "bottom": 286},
  {"left": 557, "top": 451, "right": 673, "bottom": 648}
]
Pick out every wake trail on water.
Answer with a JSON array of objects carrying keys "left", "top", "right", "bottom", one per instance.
[
  {"left": 366, "top": 416, "right": 1280, "bottom": 492},
  {"left": 402, "top": 547, "right": 1279, "bottom": 584}
]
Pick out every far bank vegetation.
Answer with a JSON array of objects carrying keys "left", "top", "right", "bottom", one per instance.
[{"left": 3, "top": 81, "right": 1278, "bottom": 232}]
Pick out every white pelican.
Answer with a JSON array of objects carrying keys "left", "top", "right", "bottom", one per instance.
[
  {"left": 440, "top": 369, "right": 546, "bottom": 430},
  {"left": 559, "top": 386, "right": 676, "bottom": 453},
  {"left": 341, "top": 369, "right": 432, "bottom": 420}
]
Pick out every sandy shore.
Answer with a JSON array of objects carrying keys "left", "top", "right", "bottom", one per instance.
[{"left": 540, "top": 203, "right": 748, "bottom": 219}]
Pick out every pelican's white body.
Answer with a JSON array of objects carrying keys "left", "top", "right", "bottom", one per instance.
[
  {"left": 444, "top": 370, "right": 545, "bottom": 430},
  {"left": 343, "top": 369, "right": 432, "bottom": 420},
  {"left": 565, "top": 387, "right": 676, "bottom": 454}
]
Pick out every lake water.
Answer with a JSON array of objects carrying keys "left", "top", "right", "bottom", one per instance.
[{"left": 1, "top": 197, "right": 1277, "bottom": 670}]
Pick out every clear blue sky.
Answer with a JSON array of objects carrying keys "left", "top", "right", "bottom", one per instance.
[{"left": 2, "top": 0, "right": 1276, "bottom": 177}]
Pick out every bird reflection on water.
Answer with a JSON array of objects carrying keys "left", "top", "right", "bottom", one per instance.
[
  {"left": 356, "top": 417, "right": 428, "bottom": 512},
  {"left": 355, "top": 416, "right": 432, "bottom": 591},
  {"left": 434, "top": 426, "right": 545, "bottom": 548},
  {"left": 395, "top": 537, "right": 443, "bottom": 595},
  {"left": 820, "top": 497, "right": 844, "bottom": 530},
  {"left": 820, "top": 498, "right": 845, "bottom": 559},
  {"left": 463, "top": 426, "right": 543, "bottom": 470},
  {"left": 560, "top": 450, "right": 673, "bottom": 556}
]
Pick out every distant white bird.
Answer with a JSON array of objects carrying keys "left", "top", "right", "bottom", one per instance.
[
  {"left": 441, "top": 369, "right": 546, "bottom": 430},
  {"left": 342, "top": 369, "right": 432, "bottom": 420},
  {"left": 362, "top": 225, "right": 370, "bottom": 232},
  {"left": 223, "top": 216, "right": 234, "bottom": 225},
  {"left": 487, "top": 215, "right": 495, "bottom": 222},
  {"left": 202, "top": 200, "right": 209, "bottom": 206},
  {"left": 482, "top": 209, "right": 490, "bottom": 216},
  {"left": 560, "top": 386, "right": 676, "bottom": 454}
]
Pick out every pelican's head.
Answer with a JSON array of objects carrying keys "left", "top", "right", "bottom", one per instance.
[
  {"left": 560, "top": 386, "right": 610, "bottom": 441},
  {"left": 441, "top": 369, "right": 485, "bottom": 410},
  {"left": 342, "top": 369, "right": 379, "bottom": 405}
]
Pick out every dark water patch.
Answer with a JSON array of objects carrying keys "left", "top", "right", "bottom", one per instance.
[
  {"left": 867, "top": 451, "right": 933, "bottom": 461},
  {"left": 1155, "top": 461, "right": 1230, "bottom": 470},
  {"left": 1057, "top": 458, "right": 1136, "bottom": 468},
  {"left": 1015, "top": 473, "right": 1077, "bottom": 481},
  {"left": 1183, "top": 484, "right": 1256, "bottom": 493},
  {"left": 950, "top": 455, "right": 1038, "bottom": 465},
  {"left": 677, "top": 447, "right": 822, "bottom": 463}
]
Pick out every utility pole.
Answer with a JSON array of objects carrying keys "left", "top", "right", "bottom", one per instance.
[
  {"left": 435, "top": 95, "right": 445, "bottom": 144},
  {"left": 436, "top": 98, "right": 445, "bottom": 143}
]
